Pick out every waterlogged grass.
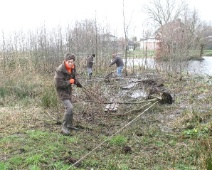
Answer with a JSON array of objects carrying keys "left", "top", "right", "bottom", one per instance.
[{"left": 0, "top": 73, "right": 212, "bottom": 169}]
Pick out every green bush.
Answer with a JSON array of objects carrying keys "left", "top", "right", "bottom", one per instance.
[{"left": 41, "top": 86, "right": 58, "bottom": 108}]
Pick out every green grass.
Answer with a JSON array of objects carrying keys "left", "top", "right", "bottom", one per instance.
[
  {"left": 203, "top": 50, "right": 212, "bottom": 56},
  {"left": 0, "top": 162, "right": 9, "bottom": 170},
  {"left": 0, "top": 130, "right": 78, "bottom": 169},
  {"left": 0, "top": 72, "right": 212, "bottom": 169},
  {"left": 127, "top": 49, "right": 156, "bottom": 58},
  {"left": 109, "top": 135, "right": 127, "bottom": 146}
]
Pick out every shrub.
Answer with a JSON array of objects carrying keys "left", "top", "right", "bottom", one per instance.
[{"left": 41, "top": 86, "right": 58, "bottom": 108}]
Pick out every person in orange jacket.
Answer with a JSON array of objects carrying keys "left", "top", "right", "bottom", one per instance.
[{"left": 54, "top": 53, "right": 82, "bottom": 135}]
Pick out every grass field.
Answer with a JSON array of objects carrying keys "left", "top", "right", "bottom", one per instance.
[{"left": 0, "top": 70, "right": 212, "bottom": 170}]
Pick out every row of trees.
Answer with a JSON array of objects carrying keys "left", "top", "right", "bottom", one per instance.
[{"left": 0, "top": 20, "right": 127, "bottom": 74}]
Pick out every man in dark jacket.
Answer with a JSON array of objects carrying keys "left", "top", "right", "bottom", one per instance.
[
  {"left": 54, "top": 53, "right": 82, "bottom": 135},
  {"left": 109, "top": 53, "right": 124, "bottom": 77},
  {"left": 86, "top": 54, "right": 95, "bottom": 79}
]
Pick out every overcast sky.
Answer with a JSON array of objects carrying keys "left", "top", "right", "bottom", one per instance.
[{"left": 0, "top": 0, "right": 211, "bottom": 38}]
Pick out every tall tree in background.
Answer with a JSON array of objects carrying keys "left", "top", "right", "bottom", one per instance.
[
  {"left": 122, "top": 0, "right": 129, "bottom": 76},
  {"left": 94, "top": 11, "right": 99, "bottom": 74},
  {"left": 144, "top": 0, "right": 186, "bottom": 26}
]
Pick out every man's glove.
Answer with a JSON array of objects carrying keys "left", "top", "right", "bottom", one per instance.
[
  {"left": 70, "top": 79, "right": 75, "bottom": 84},
  {"left": 75, "top": 79, "right": 83, "bottom": 88}
]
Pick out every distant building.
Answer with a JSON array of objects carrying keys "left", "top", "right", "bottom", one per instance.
[
  {"left": 139, "top": 37, "right": 160, "bottom": 51},
  {"left": 127, "top": 40, "right": 136, "bottom": 51},
  {"left": 155, "top": 19, "right": 189, "bottom": 58},
  {"left": 99, "top": 33, "right": 140, "bottom": 52}
]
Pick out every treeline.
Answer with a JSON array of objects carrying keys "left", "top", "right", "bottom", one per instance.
[{"left": 0, "top": 19, "right": 125, "bottom": 75}]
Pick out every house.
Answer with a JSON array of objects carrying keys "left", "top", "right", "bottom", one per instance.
[
  {"left": 154, "top": 19, "right": 190, "bottom": 58},
  {"left": 139, "top": 37, "right": 160, "bottom": 51},
  {"left": 127, "top": 40, "right": 136, "bottom": 51}
]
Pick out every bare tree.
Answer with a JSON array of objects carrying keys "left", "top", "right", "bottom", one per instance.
[
  {"left": 122, "top": 0, "right": 131, "bottom": 76},
  {"left": 144, "top": 0, "right": 187, "bottom": 26},
  {"left": 0, "top": 18, "right": 123, "bottom": 76}
]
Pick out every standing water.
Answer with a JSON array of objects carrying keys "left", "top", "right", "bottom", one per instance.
[
  {"left": 187, "top": 57, "right": 212, "bottom": 75},
  {"left": 125, "top": 56, "right": 212, "bottom": 76}
]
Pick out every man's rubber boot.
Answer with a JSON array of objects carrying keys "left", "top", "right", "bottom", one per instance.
[
  {"left": 70, "top": 126, "right": 78, "bottom": 130},
  {"left": 67, "top": 113, "right": 78, "bottom": 130},
  {"left": 89, "top": 73, "right": 92, "bottom": 79},
  {"left": 61, "top": 122, "right": 70, "bottom": 135},
  {"left": 62, "top": 111, "right": 72, "bottom": 135}
]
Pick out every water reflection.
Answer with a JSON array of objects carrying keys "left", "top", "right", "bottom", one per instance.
[
  {"left": 125, "top": 56, "right": 212, "bottom": 76},
  {"left": 187, "top": 57, "right": 212, "bottom": 75}
]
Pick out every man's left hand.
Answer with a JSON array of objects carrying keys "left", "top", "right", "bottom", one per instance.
[{"left": 75, "top": 79, "right": 83, "bottom": 88}]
